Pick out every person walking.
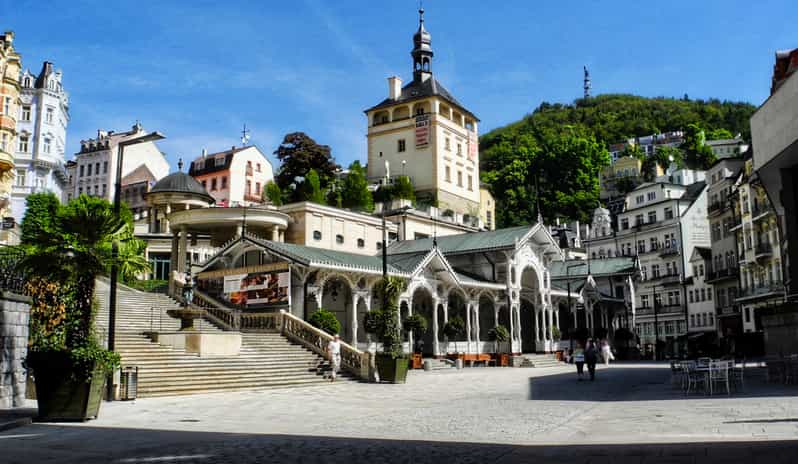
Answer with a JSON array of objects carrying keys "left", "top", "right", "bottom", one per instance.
[
  {"left": 601, "top": 339, "right": 614, "bottom": 367},
  {"left": 573, "top": 343, "right": 585, "bottom": 380},
  {"left": 585, "top": 339, "right": 599, "bottom": 381},
  {"left": 326, "top": 334, "right": 342, "bottom": 382}
]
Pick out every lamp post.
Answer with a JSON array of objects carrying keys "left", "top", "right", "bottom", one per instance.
[
  {"left": 566, "top": 263, "right": 584, "bottom": 352},
  {"left": 107, "top": 129, "right": 165, "bottom": 400}
]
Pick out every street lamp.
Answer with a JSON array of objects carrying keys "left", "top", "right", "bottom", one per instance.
[
  {"left": 107, "top": 129, "right": 165, "bottom": 400},
  {"left": 566, "top": 263, "right": 585, "bottom": 352}
]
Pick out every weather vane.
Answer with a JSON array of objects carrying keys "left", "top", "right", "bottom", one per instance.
[{"left": 241, "top": 124, "right": 251, "bottom": 146}]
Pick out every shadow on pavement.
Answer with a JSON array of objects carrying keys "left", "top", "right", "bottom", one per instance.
[
  {"left": 2, "top": 424, "right": 798, "bottom": 463},
  {"left": 529, "top": 364, "right": 798, "bottom": 401}
]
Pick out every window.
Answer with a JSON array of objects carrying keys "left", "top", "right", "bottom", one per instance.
[
  {"left": 689, "top": 290, "right": 694, "bottom": 303},
  {"left": 87, "top": 163, "right": 92, "bottom": 176},
  {"left": 635, "top": 214, "right": 644, "bottom": 226},
  {"left": 377, "top": 241, "right": 383, "bottom": 250},
  {"left": 621, "top": 218, "right": 629, "bottom": 230},
  {"left": 201, "top": 180, "right": 207, "bottom": 190},
  {"left": 707, "top": 289, "right": 712, "bottom": 301},
  {"left": 690, "top": 314, "right": 696, "bottom": 327},
  {"left": 649, "top": 237, "right": 658, "bottom": 250},
  {"left": 15, "top": 169, "right": 26, "bottom": 187},
  {"left": 94, "top": 185, "right": 98, "bottom": 196},
  {"left": 45, "top": 107, "right": 54, "bottom": 124},
  {"left": 2, "top": 97, "right": 9, "bottom": 115},
  {"left": 215, "top": 157, "right": 225, "bottom": 167},
  {"left": 641, "top": 266, "right": 647, "bottom": 280},
  {"left": 21, "top": 105, "right": 31, "bottom": 121},
  {"left": 103, "top": 161, "right": 108, "bottom": 174},
  {"left": 636, "top": 194, "right": 645, "bottom": 204},
  {"left": 255, "top": 182, "right": 261, "bottom": 195},
  {"left": 335, "top": 234, "right": 344, "bottom": 244},
  {"left": 637, "top": 240, "right": 645, "bottom": 254},
  {"left": 357, "top": 238, "right": 365, "bottom": 248},
  {"left": 445, "top": 138, "right": 451, "bottom": 151},
  {"left": 702, "top": 314, "right": 708, "bottom": 326},
  {"left": 445, "top": 166, "right": 451, "bottom": 182},
  {"left": 95, "top": 162, "right": 100, "bottom": 175},
  {"left": 256, "top": 163, "right": 261, "bottom": 172},
  {"left": 221, "top": 176, "right": 227, "bottom": 189},
  {"left": 648, "top": 211, "right": 657, "bottom": 223},
  {"left": 457, "top": 171, "right": 463, "bottom": 187},
  {"left": 664, "top": 207, "right": 673, "bottom": 220},
  {"left": 246, "top": 180, "right": 252, "bottom": 195},
  {"left": 0, "top": 133, "right": 6, "bottom": 151},
  {"left": 700, "top": 288, "right": 706, "bottom": 301},
  {"left": 102, "top": 184, "right": 107, "bottom": 196},
  {"left": 18, "top": 136, "right": 29, "bottom": 152},
  {"left": 467, "top": 175, "right": 473, "bottom": 191},
  {"left": 457, "top": 143, "right": 462, "bottom": 156},
  {"left": 641, "top": 295, "right": 649, "bottom": 308},
  {"left": 647, "top": 192, "right": 656, "bottom": 201},
  {"left": 397, "top": 139, "right": 406, "bottom": 153},
  {"left": 744, "top": 307, "right": 751, "bottom": 323},
  {"left": 313, "top": 230, "right": 322, "bottom": 241},
  {"left": 79, "top": 165, "right": 85, "bottom": 177},
  {"left": 652, "top": 264, "right": 660, "bottom": 278},
  {"left": 211, "top": 178, "right": 217, "bottom": 190},
  {"left": 708, "top": 313, "right": 714, "bottom": 325}
]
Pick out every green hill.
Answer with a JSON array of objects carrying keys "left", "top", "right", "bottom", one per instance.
[{"left": 479, "top": 94, "right": 757, "bottom": 228}]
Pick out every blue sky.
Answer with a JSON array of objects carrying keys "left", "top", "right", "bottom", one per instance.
[{"left": 3, "top": 0, "right": 795, "bottom": 170}]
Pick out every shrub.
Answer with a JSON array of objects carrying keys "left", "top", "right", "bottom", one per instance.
[
  {"left": 402, "top": 313, "right": 427, "bottom": 335},
  {"left": 551, "top": 325, "right": 561, "bottom": 341},
  {"left": 487, "top": 325, "right": 510, "bottom": 342},
  {"left": 442, "top": 316, "right": 465, "bottom": 339},
  {"left": 372, "top": 277, "right": 407, "bottom": 358},
  {"left": 308, "top": 308, "right": 341, "bottom": 335},
  {"left": 363, "top": 310, "right": 384, "bottom": 336}
]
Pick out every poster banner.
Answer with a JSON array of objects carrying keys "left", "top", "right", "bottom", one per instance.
[
  {"left": 415, "top": 114, "right": 430, "bottom": 148},
  {"left": 197, "top": 262, "right": 290, "bottom": 309},
  {"left": 468, "top": 130, "right": 478, "bottom": 160}
]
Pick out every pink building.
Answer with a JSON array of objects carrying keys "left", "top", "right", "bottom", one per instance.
[{"left": 188, "top": 146, "right": 274, "bottom": 207}]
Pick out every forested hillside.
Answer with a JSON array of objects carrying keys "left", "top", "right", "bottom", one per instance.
[{"left": 479, "top": 94, "right": 757, "bottom": 227}]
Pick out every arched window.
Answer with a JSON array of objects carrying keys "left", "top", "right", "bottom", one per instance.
[{"left": 23, "top": 77, "right": 31, "bottom": 87}]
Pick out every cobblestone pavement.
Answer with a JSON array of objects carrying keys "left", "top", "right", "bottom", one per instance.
[{"left": 3, "top": 362, "right": 798, "bottom": 463}]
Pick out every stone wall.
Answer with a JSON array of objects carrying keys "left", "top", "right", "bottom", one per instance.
[{"left": 0, "top": 291, "right": 30, "bottom": 408}]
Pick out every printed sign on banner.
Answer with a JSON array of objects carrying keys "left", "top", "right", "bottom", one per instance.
[{"left": 415, "top": 114, "right": 430, "bottom": 148}]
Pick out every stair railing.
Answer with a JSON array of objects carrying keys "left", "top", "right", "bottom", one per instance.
[
  {"left": 192, "top": 290, "right": 241, "bottom": 331},
  {"left": 279, "top": 310, "right": 370, "bottom": 381}
]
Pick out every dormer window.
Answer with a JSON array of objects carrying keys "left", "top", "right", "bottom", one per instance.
[{"left": 215, "top": 157, "right": 224, "bottom": 167}]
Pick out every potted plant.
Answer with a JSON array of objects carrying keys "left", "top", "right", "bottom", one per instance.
[
  {"left": 442, "top": 316, "right": 466, "bottom": 354},
  {"left": 308, "top": 308, "right": 342, "bottom": 335},
  {"left": 372, "top": 277, "right": 409, "bottom": 383},
  {"left": 18, "top": 195, "right": 147, "bottom": 421},
  {"left": 402, "top": 313, "right": 427, "bottom": 369},
  {"left": 487, "top": 325, "right": 510, "bottom": 366}
]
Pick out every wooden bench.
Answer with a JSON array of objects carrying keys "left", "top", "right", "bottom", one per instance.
[{"left": 463, "top": 353, "right": 496, "bottom": 367}]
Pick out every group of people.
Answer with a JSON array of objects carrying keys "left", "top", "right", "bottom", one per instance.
[{"left": 566, "top": 339, "right": 614, "bottom": 381}]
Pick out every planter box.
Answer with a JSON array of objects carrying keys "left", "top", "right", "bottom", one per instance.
[
  {"left": 411, "top": 353, "right": 423, "bottom": 369},
  {"left": 28, "top": 352, "right": 106, "bottom": 422},
  {"left": 375, "top": 354, "right": 409, "bottom": 383}
]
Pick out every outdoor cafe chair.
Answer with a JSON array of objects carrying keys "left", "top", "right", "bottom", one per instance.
[
  {"left": 683, "top": 362, "right": 707, "bottom": 395},
  {"left": 670, "top": 361, "right": 684, "bottom": 388},
  {"left": 709, "top": 360, "right": 731, "bottom": 396},
  {"left": 730, "top": 359, "right": 745, "bottom": 392}
]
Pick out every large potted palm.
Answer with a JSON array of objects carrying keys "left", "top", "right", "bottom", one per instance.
[
  {"left": 20, "top": 195, "right": 146, "bottom": 421},
  {"left": 372, "top": 277, "right": 408, "bottom": 383},
  {"left": 402, "top": 313, "right": 427, "bottom": 369}
]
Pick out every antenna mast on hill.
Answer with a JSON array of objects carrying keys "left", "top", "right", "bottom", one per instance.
[{"left": 583, "top": 65, "right": 592, "bottom": 99}]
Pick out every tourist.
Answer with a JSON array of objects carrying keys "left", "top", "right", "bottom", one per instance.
[
  {"left": 601, "top": 339, "right": 614, "bottom": 366},
  {"left": 327, "top": 334, "right": 342, "bottom": 382},
  {"left": 585, "top": 339, "right": 599, "bottom": 381},
  {"left": 573, "top": 343, "right": 585, "bottom": 380}
]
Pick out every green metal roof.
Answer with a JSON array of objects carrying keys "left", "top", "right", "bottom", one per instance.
[
  {"left": 550, "top": 257, "right": 637, "bottom": 278},
  {"left": 387, "top": 225, "right": 534, "bottom": 255}
]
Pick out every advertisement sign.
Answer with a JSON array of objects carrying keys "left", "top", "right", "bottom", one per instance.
[
  {"left": 467, "top": 130, "right": 478, "bottom": 161},
  {"left": 415, "top": 114, "right": 430, "bottom": 148},
  {"left": 197, "top": 262, "right": 290, "bottom": 309}
]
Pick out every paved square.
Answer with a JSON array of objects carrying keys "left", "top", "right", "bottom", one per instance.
[{"left": 3, "top": 362, "right": 798, "bottom": 463}]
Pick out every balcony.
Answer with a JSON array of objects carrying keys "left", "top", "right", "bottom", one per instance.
[
  {"left": 736, "top": 281, "right": 784, "bottom": 302},
  {"left": 706, "top": 266, "right": 739, "bottom": 283},
  {"left": 659, "top": 246, "right": 679, "bottom": 257},
  {"left": 708, "top": 201, "right": 728, "bottom": 216},
  {"left": 636, "top": 304, "right": 684, "bottom": 317},
  {"left": 755, "top": 242, "right": 773, "bottom": 259},
  {"left": 648, "top": 272, "right": 681, "bottom": 285},
  {"left": 751, "top": 203, "right": 772, "bottom": 221},
  {"left": 716, "top": 305, "right": 740, "bottom": 317}
]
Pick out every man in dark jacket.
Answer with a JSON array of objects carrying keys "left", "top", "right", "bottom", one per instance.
[{"left": 585, "top": 339, "right": 599, "bottom": 381}]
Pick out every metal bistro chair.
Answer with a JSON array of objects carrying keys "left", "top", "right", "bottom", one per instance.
[
  {"left": 684, "top": 361, "right": 707, "bottom": 395},
  {"left": 730, "top": 359, "right": 745, "bottom": 392},
  {"left": 670, "top": 360, "right": 684, "bottom": 388},
  {"left": 709, "top": 360, "right": 731, "bottom": 396},
  {"left": 697, "top": 357, "right": 712, "bottom": 368}
]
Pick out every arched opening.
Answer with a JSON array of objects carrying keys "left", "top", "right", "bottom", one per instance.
[
  {"left": 411, "top": 286, "right": 434, "bottom": 355},
  {"left": 320, "top": 277, "right": 352, "bottom": 341},
  {"left": 392, "top": 106, "right": 410, "bottom": 121},
  {"left": 373, "top": 110, "right": 390, "bottom": 126},
  {"left": 356, "top": 297, "right": 368, "bottom": 346},
  {"left": 412, "top": 101, "right": 430, "bottom": 116},
  {"left": 520, "top": 298, "right": 537, "bottom": 353},
  {"left": 478, "top": 295, "right": 495, "bottom": 341},
  {"left": 446, "top": 291, "right": 468, "bottom": 352},
  {"left": 400, "top": 301, "right": 410, "bottom": 343}
]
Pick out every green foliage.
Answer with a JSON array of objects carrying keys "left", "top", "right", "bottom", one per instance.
[
  {"left": 402, "top": 313, "right": 427, "bottom": 335},
  {"left": 707, "top": 128, "right": 734, "bottom": 140},
  {"left": 263, "top": 181, "right": 283, "bottom": 206},
  {"left": 26, "top": 278, "right": 71, "bottom": 352},
  {"left": 442, "top": 316, "right": 466, "bottom": 340},
  {"left": 682, "top": 123, "right": 717, "bottom": 169},
  {"left": 299, "top": 169, "right": 327, "bottom": 204},
  {"left": 125, "top": 279, "right": 168, "bottom": 293},
  {"left": 614, "top": 176, "right": 639, "bottom": 194},
  {"left": 375, "top": 175, "right": 417, "bottom": 205},
  {"left": 480, "top": 94, "right": 756, "bottom": 227},
  {"left": 69, "top": 340, "right": 122, "bottom": 381},
  {"left": 620, "top": 144, "right": 645, "bottom": 161},
  {"left": 340, "top": 161, "right": 373, "bottom": 212},
  {"left": 487, "top": 325, "right": 510, "bottom": 342},
  {"left": 20, "top": 192, "right": 61, "bottom": 244},
  {"left": 308, "top": 308, "right": 342, "bottom": 335},
  {"left": 273, "top": 132, "right": 340, "bottom": 202},
  {"left": 363, "top": 310, "right": 384, "bottom": 335},
  {"left": 551, "top": 326, "right": 561, "bottom": 341},
  {"left": 372, "top": 277, "right": 407, "bottom": 358}
]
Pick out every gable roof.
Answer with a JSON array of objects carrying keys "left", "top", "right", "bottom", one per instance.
[
  {"left": 550, "top": 257, "right": 637, "bottom": 278},
  {"left": 387, "top": 224, "right": 534, "bottom": 256},
  {"left": 365, "top": 77, "right": 477, "bottom": 120},
  {"left": 188, "top": 146, "right": 250, "bottom": 177},
  {"left": 690, "top": 246, "right": 711, "bottom": 262}
]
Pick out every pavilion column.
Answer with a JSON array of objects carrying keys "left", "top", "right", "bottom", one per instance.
[
  {"left": 473, "top": 302, "right": 480, "bottom": 346},
  {"left": 533, "top": 307, "right": 541, "bottom": 342},
  {"left": 177, "top": 226, "right": 188, "bottom": 274},
  {"left": 350, "top": 295, "right": 359, "bottom": 345},
  {"left": 432, "top": 298, "right": 440, "bottom": 356},
  {"left": 508, "top": 304, "right": 516, "bottom": 346},
  {"left": 554, "top": 306, "right": 560, "bottom": 330},
  {"left": 163, "top": 204, "right": 171, "bottom": 234},
  {"left": 465, "top": 302, "right": 472, "bottom": 353},
  {"left": 494, "top": 303, "right": 499, "bottom": 328},
  {"left": 514, "top": 305, "right": 522, "bottom": 343},
  {"left": 271, "top": 225, "right": 279, "bottom": 241},
  {"left": 545, "top": 307, "right": 552, "bottom": 341}
]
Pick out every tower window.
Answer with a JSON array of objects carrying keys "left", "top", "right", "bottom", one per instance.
[
  {"left": 18, "top": 136, "right": 29, "bottom": 153},
  {"left": 357, "top": 238, "right": 365, "bottom": 248},
  {"left": 21, "top": 105, "right": 31, "bottom": 121},
  {"left": 457, "top": 171, "right": 463, "bottom": 187},
  {"left": 445, "top": 166, "right": 451, "bottom": 183},
  {"left": 445, "top": 138, "right": 450, "bottom": 151},
  {"left": 313, "top": 230, "right": 322, "bottom": 241},
  {"left": 415, "top": 107, "right": 424, "bottom": 116},
  {"left": 45, "top": 107, "right": 54, "bottom": 124},
  {"left": 397, "top": 139, "right": 406, "bottom": 153},
  {"left": 43, "top": 138, "right": 51, "bottom": 154}
]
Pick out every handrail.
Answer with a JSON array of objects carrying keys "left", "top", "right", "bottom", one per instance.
[
  {"left": 280, "top": 311, "right": 370, "bottom": 381},
  {"left": 192, "top": 290, "right": 240, "bottom": 331}
]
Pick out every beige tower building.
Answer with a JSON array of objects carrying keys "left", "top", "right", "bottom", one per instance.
[
  {"left": 365, "top": 9, "right": 481, "bottom": 217},
  {"left": 0, "top": 31, "right": 21, "bottom": 228}
]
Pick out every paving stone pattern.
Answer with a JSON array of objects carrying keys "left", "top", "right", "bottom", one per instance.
[{"left": 3, "top": 362, "right": 798, "bottom": 463}]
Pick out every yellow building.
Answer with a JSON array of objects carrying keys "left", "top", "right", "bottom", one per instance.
[
  {"left": 0, "top": 31, "right": 21, "bottom": 228},
  {"left": 365, "top": 9, "right": 480, "bottom": 218},
  {"left": 480, "top": 185, "right": 495, "bottom": 231},
  {"left": 599, "top": 155, "right": 665, "bottom": 200}
]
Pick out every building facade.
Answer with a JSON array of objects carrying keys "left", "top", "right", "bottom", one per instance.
[
  {"left": 365, "top": 9, "right": 481, "bottom": 217},
  {"left": 68, "top": 123, "right": 168, "bottom": 202},
  {"left": 686, "top": 247, "right": 716, "bottom": 339},
  {"left": 11, "top": 61, "right": 69, "bottom": 222},
  {"left": 0, "top": 31, "right": 21, "bottom": 237},
  {"left": 188, "top": 146, "right": 274, "bottom": 207}
]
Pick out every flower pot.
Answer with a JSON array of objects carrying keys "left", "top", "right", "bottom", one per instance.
[
  {"left": 375, "top": 353, "right": 409, "bottom": 383},
  {"left": 499, "top": 354, "right": 510, "bottom": 367},
  {"left": 28, "top": 352, "right": 106, "bottom": 422},
  {"left": 411, "top": 353, "right": 423, "bottom": 369}
]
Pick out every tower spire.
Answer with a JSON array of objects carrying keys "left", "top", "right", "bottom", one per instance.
[
  {"left": 583, "top": 65, "right": 592, "bottom": 99},
  {"left": 411, "top": 5, "right": 433, "bottom": 82}
]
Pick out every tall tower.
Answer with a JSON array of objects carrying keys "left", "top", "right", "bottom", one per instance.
[
  {"left": 365, "top": 8, "right": 482, "bottom": 219},
  {"left": 583, "top": 65, "right": 592, "bottom": 99}
]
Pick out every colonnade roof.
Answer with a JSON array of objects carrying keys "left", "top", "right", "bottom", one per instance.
[
  {"left": 549, "top": 257, "right": 638, "bottom": 279},
  {"left": 386, "top": 224, "right": 551, "bottom": 256}
]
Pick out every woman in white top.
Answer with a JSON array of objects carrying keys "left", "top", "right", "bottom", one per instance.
[{"left": 326, "top": 334, "right": 342, "bottom": 382}]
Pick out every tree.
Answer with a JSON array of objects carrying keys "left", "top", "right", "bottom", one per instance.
[
  {"left": 299, "top": 169, "right": 327, "bottom": 204},
  {"left": 263, "top": 181, "right": 283, "bottom": 206},
  {"left": 340, "top": 161, "right": 373, "bottom": 212},
  {"left": 620, "top": 143, "right": 645, "bottom": 161},
  {"left": 20, "top": 192, "right": 61, "bottom": 244},
  {"left": 273, "top": 132, "right": 339, "bottom": 202},
  {"left": 308, "top": 308, "right": 342, "bottom": 335},
  {"left": 682, "top": 123, "right": 717, "bottom": 170},
  {"left": 392, "top": 175, "right": 416, "bottom": 202},
  {"left": 707, "top": 128, "right": 734, "bottom": 140}
]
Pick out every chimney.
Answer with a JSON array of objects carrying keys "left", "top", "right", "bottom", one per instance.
[{"left": 387, "top": 76, "right": 402, "bottom": 100}]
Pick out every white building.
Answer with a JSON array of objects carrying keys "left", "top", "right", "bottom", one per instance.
[
  {"left": 11, "top": 61, "right": 69, "bottom": 221},
  {"left": 67, "top": 122, "right": 169, "bottom": 202},
  {"left": 706, "top": 136, "right": 748, "bottom": 160},
  {"left": 686, "top": 247, "right": 716, "bottom": 336}
]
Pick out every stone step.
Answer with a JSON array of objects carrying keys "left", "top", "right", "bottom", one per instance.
[{"left": 136, "top": 378, "right": 342, "bottom": 397}]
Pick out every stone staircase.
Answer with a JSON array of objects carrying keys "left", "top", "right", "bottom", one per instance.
[
  {"left": 517, "top": 354, "right": 562, "bottom": 368},
  {"left": 422, "top": 358, "right": 455, "bottom": 371},
  {"left": 93, "top": 280, "right": 347, "bottom": 397}
]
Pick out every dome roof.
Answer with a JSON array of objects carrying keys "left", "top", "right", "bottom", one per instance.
[{"left": 148, "top": 171, "right": 214, "bottom": 204}]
